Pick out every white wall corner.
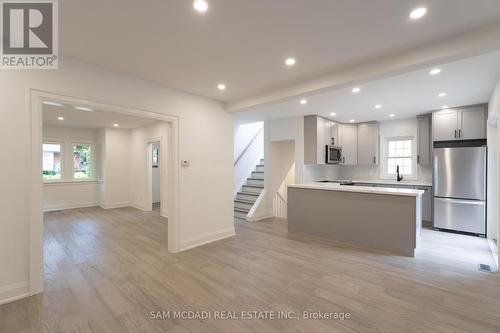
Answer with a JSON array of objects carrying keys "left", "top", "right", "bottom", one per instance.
[
  {"left": 247, "top": 189, "right": 272, "bottom": 222},
  {"left": 179, "top": 227, "right": 235, "bottom": 251},
  {"left": 0, "top": 281, "right": 30, "bottom": 305}
]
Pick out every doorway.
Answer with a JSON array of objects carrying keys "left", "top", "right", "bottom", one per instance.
[
  {"left": 29, "top": 90, "right": 180, "bottom": 297},
  {"left": 147, "top": 141, "right": 163, "bottom": 213}
]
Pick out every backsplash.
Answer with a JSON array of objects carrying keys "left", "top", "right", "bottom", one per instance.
[
  {"left": 303, "top": 164, "right": 432, "bottom": 183},
  {"left": 303, "top": 164, "right": 341, "bottom": 183}
]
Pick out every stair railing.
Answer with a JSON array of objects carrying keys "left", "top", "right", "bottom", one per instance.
[{"left": 234, "top": 127, "right": 263, "bottom": 166}]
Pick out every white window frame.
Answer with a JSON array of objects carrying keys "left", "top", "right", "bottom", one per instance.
[
  {"left": 380, "top": 136, "right": 417, "bottom": 180},
  {"left": 42, "top": 141, "right": 64, "bottom": 183},
  {"left": 71, "top": 141, "right": 96, "bottom": 181}
]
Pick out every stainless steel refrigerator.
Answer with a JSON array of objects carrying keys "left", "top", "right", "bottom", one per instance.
[{"left": 433, "top": 146, "right": 487, "bottom": 235}]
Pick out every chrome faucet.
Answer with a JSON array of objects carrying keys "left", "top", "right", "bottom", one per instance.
[{"left": 396, "top": 165, "right": 403, "bottom": 182}]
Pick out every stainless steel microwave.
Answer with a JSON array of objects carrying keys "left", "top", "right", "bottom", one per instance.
[{"left": 326, "top": 145, "right": 342, "bottom": 164}]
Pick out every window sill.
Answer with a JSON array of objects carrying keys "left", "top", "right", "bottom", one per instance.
[{"left": 43, "top": 180, "right": 99, "bottom": 186}]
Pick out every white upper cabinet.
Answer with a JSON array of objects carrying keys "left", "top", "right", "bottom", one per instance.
[
  {"left": 459, "top": 106, "right": 487, "bottom": 140},
  {"left": 357, "top": 122, "right": 379, "bottom": 165},
  {"left": 433, "top": 105, "right": 486, "bottom": 142},
  {"left": 338, "top": 124, "right": 358, "bottom": 165},
  {"left": 304, "top": 115, "right": 336, "bottom": 165},
  {"left": 417, "top": 115, "right": 431, "bottom": 165},
  {"left": 433, "top": 109, "right": 458, "bottom": 141}
]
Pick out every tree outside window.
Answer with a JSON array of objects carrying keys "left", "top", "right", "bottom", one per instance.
[{"left": 73, "top": 144, "right": 92, "bottom": 179}]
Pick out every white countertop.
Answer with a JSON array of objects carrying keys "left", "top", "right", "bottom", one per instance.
[
  {"left": 328, "top": 179, "right": 432, "bottom": 187},
  {"left": 289, "top": 183, "right": 425, "bottom": 197}
]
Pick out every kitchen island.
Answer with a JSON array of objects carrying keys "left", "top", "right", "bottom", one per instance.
[{"left": 287, "top": 183, "right": 424, "bottom": 257}]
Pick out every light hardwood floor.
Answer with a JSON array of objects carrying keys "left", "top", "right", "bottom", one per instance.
[{"left": 1, "top": 206, "right": 500, "bottom": 332}]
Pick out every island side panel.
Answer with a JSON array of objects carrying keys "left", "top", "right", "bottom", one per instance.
[{"left": 287, "top": 187, "right": 419, "bottom": 257}]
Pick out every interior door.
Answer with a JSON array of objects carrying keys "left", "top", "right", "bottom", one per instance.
[{"left": 433, "top": 109, "right": 458, "bottom": 141}]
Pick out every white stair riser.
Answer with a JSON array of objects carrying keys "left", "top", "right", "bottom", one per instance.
[
  {"left": 234, "top": 210, "right": 248, "bottom": 219},
  {"left": 255, "top": 165, "right": 264, "bottom": 172},
  {"left": 235, "top": 201, "right": 253, "bottom": 210},
  {"left": 242, "top": 186, "right": 263, "bottom": 194},
  {"left": 251, "top": 172, "right": 264, "bottom": 179},
  {"left": 247, "top": 178, "right": 264, "bottom": 186},
  {"left": 236, "top": 193, "right": 258, "bottom": 201}
]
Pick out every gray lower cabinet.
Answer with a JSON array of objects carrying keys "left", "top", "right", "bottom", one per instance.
[{"left": 369, "top": 183, "right": 432, "bottom": 222}]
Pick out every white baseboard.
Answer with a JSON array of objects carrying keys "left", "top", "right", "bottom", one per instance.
[
  {"left": 249, "top": 212, "right": 273, "bottom": 222},
  {"left": 99, "top": 202, "right": 131, "bottom": 209},
  {"left": 44, "top": 202, "right": 98, "bottom": 212},
  {"left": 0, "top": 281, "right": 30, "bottom": 305},
  {"left": 129, "top": 203, "right": 146, "bottom": 211},
  {"left": 179, "top": 227, "right": 235, "bottom": 251}
]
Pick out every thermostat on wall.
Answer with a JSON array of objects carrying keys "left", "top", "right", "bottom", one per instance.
[{"left": 181, "top": 160, "right": 190, "bottom": 167}]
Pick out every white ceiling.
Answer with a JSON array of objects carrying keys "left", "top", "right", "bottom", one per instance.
[
  {"left": 43, "top": 104, "right": 156, "bottom": 129},
  {"left": 60, "top": 0, "right": 500, "bottom": 102},
  {"left": 235, "top": 51, "right": 500, "bottom": 124}
]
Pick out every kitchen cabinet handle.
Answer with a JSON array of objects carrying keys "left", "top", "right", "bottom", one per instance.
[
  {"left": 417, "top": 155, "right": 420, "bottom": 163},
  {"left": 373, "top": 156, "right": 376, "bottom": 164},
  {"left": 454, "top": 129, "right": 457, "bottom": 139},
  {"left": 458, "top": 129, "right": 461, "bottom": 138}
]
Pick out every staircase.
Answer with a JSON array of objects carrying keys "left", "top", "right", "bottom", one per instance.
[{"left": 234, "top": 159, "right": 264, "bottom": 221}]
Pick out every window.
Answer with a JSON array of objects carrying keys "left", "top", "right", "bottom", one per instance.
[
  {"left": 152, "top": 147, "right": 160, "bottom": 166},
  {"left": 386, "top": 138, "right": 413, "bottom": 176},
  {"left": 43, "top": 143, "right": 62, "bottom": 180},
  {"left": 73, "top": 144, "right": 93, "bottom": 179}
]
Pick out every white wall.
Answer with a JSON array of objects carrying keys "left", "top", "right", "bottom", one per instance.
[
  {"left": 100, "top": 128, "right": 131, "bottom": 208},
  {"left": 487, "top": 79, "right": 500, "bottom": 250},
  {"left": 42, "top": 125, "right": 101, "bottom": 211},
  {"left": 0, "top": 58, "right": 234, "bottom": 304},
  {"left": 129, "top": 122, "right": 170, "bottom": 215}
]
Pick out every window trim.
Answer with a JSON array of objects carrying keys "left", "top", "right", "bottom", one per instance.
[
  {"left": 380, "top": 135, "right": 417, "bottom": 180},
  {"left": 42, "top": 140, "right": 64, "bottom": 183},
  {"left": 71, "top": 142, "right": 96, "bottom": 181}
]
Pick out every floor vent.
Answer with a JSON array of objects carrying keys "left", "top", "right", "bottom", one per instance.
[{"left": 478, "top": 264, "right": 493, "bottom": 273}]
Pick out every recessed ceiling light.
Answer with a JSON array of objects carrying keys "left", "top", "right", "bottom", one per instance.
[
  {"left": 438, "top": 92, "right": 447, "bottom": 97},
  {"left": 375, "top": 104, "right": 382, "bottom": 109},
  {"left": 429, "top": 68, "right": 441, "bottom": 75},
  {"left": 217, "top": 83, "right": 226, "bottom": 91},
  {"left": 300, "top": 99, "right": 307, "bottom": 105},
  {"left": 349, "top": 119, "right": 355, "bottom": 123},
  {"left": 74, "top": 106, "right": 94, "bottom": 112},
  {"left": 389, "top": 114, "right": 395, "bottom": 118},
  {"left": 352, "top": 87, "right": 361, "bottom": 93},
  {"left": 193, "top": 0, "right": 208, "bottom": 13},
  {"left": 113, "top": 124, "right": 119, "bottom": 127},
  {"left": 409, "top": 7, "right": 427, "bottom": 20},
  {"left": 42, "top": 101, "right": 63, "bottom": 107},
  {"left": 285, "top": 58, "right": 296, "bottom": 67},
  {"left": 442, "top": 105, "right": 449, "bottom": 109},
  {"left": 330, "top": 112, "right": 336, "bottom": 116},
  {"left": 57, "top": 116, "right": 64, "bottom": 121}
]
